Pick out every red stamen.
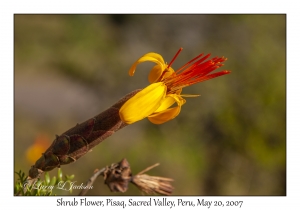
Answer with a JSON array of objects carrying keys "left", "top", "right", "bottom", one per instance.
[
  {"left": 165, "top": 56, "right": 229, "bottom": 91},
  {"left": 163, "top": 50, "right": 229, "bottom": 94},
  {"left": 167, "top": 47, "right": 183, "bottom": 69},
  {"left": 176, "top": 53, "right": 210, "bottom": 74},
  {"left": 189, "top": 70, "right": 231, "bottom": 85}
]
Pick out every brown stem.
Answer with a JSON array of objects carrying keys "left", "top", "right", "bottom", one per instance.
[
  {"left": 78, "top": 168, "right": 106, "bottom": 196},
  {"left": 28, "top": 89, "right": 141, "bottom": 180}
]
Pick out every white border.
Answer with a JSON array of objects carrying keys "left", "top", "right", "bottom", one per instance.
[{"left": 2, "top": 1, "right": 298, "bottom": 210}]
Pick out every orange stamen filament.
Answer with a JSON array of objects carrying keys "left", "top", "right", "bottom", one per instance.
[
  {"left": 154, "top": 69, "right": 170, "bottom": 82},
  {"left": 175, "top": 53, "right": 209, "bottom": 74},
  {"left": 167, "top": 47, "right": 183, "bottom": 69},
  {"left": 163, "top": 52, "right": 229, "bottom": 94}
]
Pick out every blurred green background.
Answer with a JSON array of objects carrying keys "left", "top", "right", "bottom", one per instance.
[{"left": 14, "top": 14, "right": 286, "bottom": 195}]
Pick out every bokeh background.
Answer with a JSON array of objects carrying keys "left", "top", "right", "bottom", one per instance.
[{"left": 14, "top": 14, "right": 286, "bottom": 195}]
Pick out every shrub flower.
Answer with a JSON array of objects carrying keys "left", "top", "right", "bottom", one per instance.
[{"left": 119, "top": 48, "right": 230, "bottom": 124}]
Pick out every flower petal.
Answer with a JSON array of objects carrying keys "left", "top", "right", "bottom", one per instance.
[
  {"left": 129, "top": 53, "right": 165, "bottom": 76},
  {"left": 148, "top": 65, "right": 175, "bottom": 83},
  {"left": 119, "top": 82, "right": 167, "bottom": 124},
  {"left": 148, "top": 64, "right": 164, "bottom": 83},
  {"left": 155, "top": 95, "right": 176, "bottom": 112},
  {"left": 148, "top": 106, "right": 181, "bottom": 124},
  {"left": 147, "top": 94, "right": 186, "bottom": 124}
]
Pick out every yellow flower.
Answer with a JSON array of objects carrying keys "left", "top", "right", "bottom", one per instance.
[{"left": 119, "top": 48, "right": 230, "bottom": 124}]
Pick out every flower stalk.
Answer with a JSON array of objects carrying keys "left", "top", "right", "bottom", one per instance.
[{"left": 28, "top": 89, "right": 141, "bottom": 180}]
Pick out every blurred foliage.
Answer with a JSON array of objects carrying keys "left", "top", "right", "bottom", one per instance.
[
  {"left": 14, "top": 14, "right": 285, "bottom": 195},
  {"left": 14, "top": 169, "right": 74, "bottom": 196}
]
